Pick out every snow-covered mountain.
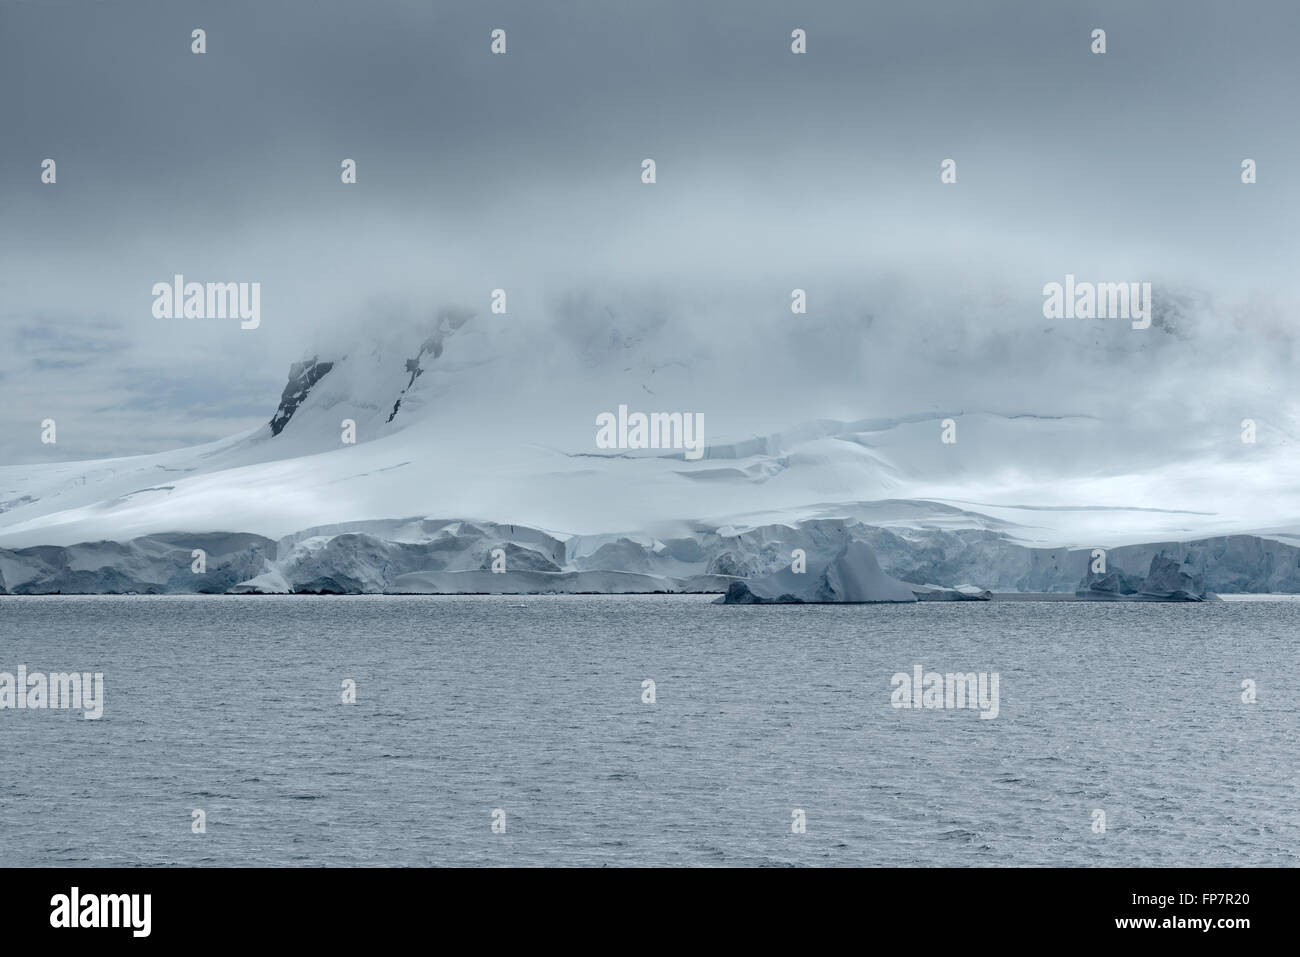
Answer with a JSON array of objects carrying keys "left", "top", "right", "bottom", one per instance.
[{"left": 2, "top": 304, "right": 1300, "bottom": 594}]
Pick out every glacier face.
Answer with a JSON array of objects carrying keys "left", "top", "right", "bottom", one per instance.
[
  {"left": 719, "top": 540, "right": 919, "bottom": 604},
  {"left": 3, "top": 315, "right": 1300, "bottom": 594},
  {"left": 1077, "top": 553, "right": 1218, "bottom": 601},
  {"left": 1, "top": 516, "right": 1298, "bottom": 595}
]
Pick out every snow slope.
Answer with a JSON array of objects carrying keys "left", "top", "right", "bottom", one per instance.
[{"left": 3, "top": 312, "right": 1300, "bottom": 593}]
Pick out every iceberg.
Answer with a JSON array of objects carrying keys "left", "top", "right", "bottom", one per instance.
[
  {"left": 1076, "top": 553, "right": 1219, "bottom": 601},
  {"left": 910, "top": 583, "right": 993, "bottom": 601},
  {"left": 718, "top": 541, "right": 917, "bottom": 604}
]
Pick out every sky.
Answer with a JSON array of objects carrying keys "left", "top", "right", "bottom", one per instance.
[{"left": 1, "top": 0, "right": 1297, "bottom": 465}]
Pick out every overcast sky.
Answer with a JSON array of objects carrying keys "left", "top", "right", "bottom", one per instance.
[{"left": 1, "top": 0, "right": 1297, "bottom": 463}]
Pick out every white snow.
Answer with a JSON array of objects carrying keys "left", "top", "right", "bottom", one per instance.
[{"left": 4, "top": 314, "right": 1300, "bottom": 590}]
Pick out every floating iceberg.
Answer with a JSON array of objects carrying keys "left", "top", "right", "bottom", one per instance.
[
  {"left": 910, "top": 583, "right": 993, "bottom": 601},
  {"left": 718, "top": 541, "right": 917, "bottom": 604},
  {"left": 1076, "top": 553, "right": 1219, "bottom": 601}
]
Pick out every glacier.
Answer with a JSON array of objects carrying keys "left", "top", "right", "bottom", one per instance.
[
  {"left": 3, "top": 314, "right": 1300, "bottom": 595},
  {"left": 0, "top": 516, "right": 1296, "bottom": 596}
]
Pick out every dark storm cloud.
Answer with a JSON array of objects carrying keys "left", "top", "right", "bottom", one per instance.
[
  {"left": 0, "top": 0, "right": 1297, "bottom": 461},
  {"left": 4, "top": 0, "right": 1297, "bottom": 257}
]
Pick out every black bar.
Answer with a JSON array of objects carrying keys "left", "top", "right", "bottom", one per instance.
[{"left": 0, "top": 866, "right": 1279, "bottom": 944}]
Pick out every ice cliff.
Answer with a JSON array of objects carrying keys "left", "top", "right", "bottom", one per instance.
[
  {"left": 0, "top": 517, "right": 1291, "bottom": 596},
  {"left": 1077, "top": 553, "right": 1219, "bottom": 601},
  {"left": 718, "top": 541, "right": 917, "bottom": 604},
  {"left": 4, "top": 318, "right": 1300, "bottom": 595}
]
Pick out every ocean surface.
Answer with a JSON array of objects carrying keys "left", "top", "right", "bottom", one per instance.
[{"left": 1, "top": 595, "right": 1295, "bottom": 867}]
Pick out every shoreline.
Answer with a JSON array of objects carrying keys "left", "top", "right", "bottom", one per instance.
[{"left": 2, "top": 591, "right": 1299, "bottom": 600}]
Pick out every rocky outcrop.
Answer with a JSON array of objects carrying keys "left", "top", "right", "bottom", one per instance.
[
  {"left": 385, "top": 309, "right": 472, "bottom": 424},
  {"left": 268, "top": 358, "right": 335, "bottom": 436}
]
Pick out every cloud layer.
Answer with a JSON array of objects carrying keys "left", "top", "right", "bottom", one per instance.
[{"left": 1, "top": 0, "right": 1296, "bottom": 466}]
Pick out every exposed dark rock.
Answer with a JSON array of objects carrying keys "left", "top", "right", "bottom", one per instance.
[{"left": 269, "top": 358, "right": 335, "bottom": 436}]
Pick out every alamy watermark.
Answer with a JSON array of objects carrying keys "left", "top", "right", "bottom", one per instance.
[
  {"left": 1042, "top": 274, "right": 1151, "bottom": 329},
  {"left": 890, "top": 664, "right": 999, "bottom": 719},
  {"left": 152, "top": 274, "right": 260, "bottom": 329},
  {"left": 50, "top": 888, "right": 150, "bottom": 937},
  {"left": 595, "top": 405, "right": 705, "bottom": 460},
  {"left": 0, "top": 666, "right": 104, "bottom": 719}
]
